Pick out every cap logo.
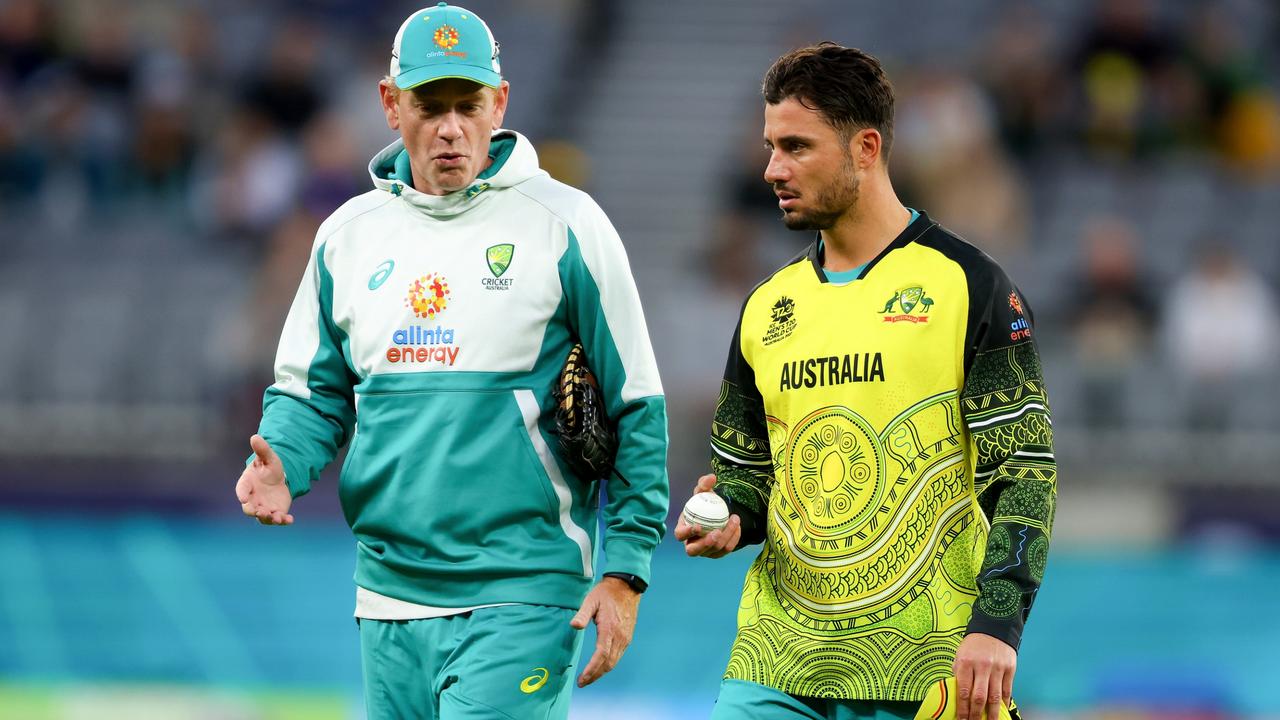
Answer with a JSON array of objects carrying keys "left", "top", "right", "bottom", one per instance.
[{"left": 432, "top": 24, "right": 460, "bottom": 50}]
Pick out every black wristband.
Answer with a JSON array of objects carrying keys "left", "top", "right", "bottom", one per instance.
[{"left": 602, "top": 572, "right": 648, "bottom": 593}]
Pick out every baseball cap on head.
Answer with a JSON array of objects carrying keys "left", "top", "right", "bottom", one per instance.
[{"left": 390, "top": 2, "right": 501, "bottom": 90}]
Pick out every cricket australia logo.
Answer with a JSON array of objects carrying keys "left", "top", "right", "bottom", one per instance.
[
  {"left": 482, "top": 243, "right": 515, "bottom": 291},
  {"left": 763, "top": 296, "right": 798, "bottom": 345},
  {"left": 880, "top": 286, "right": 934, "bottom": 324}
]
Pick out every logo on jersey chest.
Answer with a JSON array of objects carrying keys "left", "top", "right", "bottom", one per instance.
[
  {"left": 764, "top": 296, "right": 798, "bottom": 345},
  {"left": 880, "top": 286, "right": 934, "bottom": 323},
  {"left": 368, "top": 260, "right": 395, "bottom": 290},
  {"left": 385, "top": 273, "right": 461, "bottom": 366},
  {"left": 482, "top": 243, "right": 515, "bottom": 291},
  {"left": 406, "top": 273, "right": 451, "bottom": 318}
]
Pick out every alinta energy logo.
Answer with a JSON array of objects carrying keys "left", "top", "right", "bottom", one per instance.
[
  {"left": 1008, "top": 290, "right": 1032, "bottom": 341},
  {"left": 406, "top": 273, "right": 450, "bottom": 319},
  {"left": 388, "top": 273, "right": 460, "bottom": 366},
  {"left": 879, "top": 286, "right": 934, "bottom": 323},
  {"left": 433, "top": 24, "right": 460, "bottom": 49},
  {"left": 429, "top": 23, "right": 467, "bottom": 59}
]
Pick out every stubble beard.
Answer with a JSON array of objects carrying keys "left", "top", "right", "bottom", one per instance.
[
  {"left": 428, "top": 164, "right": 473, "bottom": 194},
  {"left": 780, "top": 155, "right": 860, "bottom": 232}
]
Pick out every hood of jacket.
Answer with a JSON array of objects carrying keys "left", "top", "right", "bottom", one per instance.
[{"left": 367, "top": 129, "right": 547, "bottom": 218}]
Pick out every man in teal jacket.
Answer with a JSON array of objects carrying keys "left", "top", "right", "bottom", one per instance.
[{"left": 234, "top": 5, "right": 670, "bottom": 718}]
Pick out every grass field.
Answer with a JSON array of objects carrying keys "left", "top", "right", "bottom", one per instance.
[{"left": 0, "top": 684, "right": 355, "bottom": 720}]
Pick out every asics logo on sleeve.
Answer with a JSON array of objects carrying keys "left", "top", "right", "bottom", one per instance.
[
  {"left": 369, "top": 260, "right": 395, "bottom": 290},
  {"left": 519, "top": 667, "right": 549, "bottom": 693}
]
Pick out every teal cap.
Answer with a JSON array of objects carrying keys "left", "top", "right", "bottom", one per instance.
[{"left": 390, "top": 3, "right": 502, "bottom": 90}]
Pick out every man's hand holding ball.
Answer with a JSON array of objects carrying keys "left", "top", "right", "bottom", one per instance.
[{"left": 675, "top": 474, "right": 742, "bottom": 558}]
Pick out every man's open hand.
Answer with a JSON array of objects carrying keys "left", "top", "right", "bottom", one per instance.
[
  {"left": 570, "top": 576, "right": 641, "bottom": 688},
  {"left": 235, "top": 434, "right": 294, "bottom": 526},
  {"left": 953, "top": 632, "right": 1016, "bottom": 720}
]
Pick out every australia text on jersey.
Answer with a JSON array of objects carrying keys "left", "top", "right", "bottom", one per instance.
[{"left": 779, "top": 353, "right": 885, "bottom": 391}]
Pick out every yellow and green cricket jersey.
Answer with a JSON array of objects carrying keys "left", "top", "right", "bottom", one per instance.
[{"left": 710, "top": 211, "right": 1056, "bottom": 701}]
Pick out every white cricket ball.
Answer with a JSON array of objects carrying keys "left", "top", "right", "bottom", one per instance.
[{"left": 682, "top": 492, "right": 729, "bottom": 531}]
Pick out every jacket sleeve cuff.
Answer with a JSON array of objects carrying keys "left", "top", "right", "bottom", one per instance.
[
  {"left": 966, "top": 612, "right": 1024, "bottom": 652},
  {"left": 282, "top": 455, "right": 310, "bottom": 498},
  {"left": 602, "top": 537, "right": 657, "bottom": 584},
  {"left": 243, "top": 450, "right": 311, "bottom": 499}
]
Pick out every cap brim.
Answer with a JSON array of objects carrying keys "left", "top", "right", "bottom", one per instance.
[{"left": 395, "top": 65, "right": 501, "bottom": 90}]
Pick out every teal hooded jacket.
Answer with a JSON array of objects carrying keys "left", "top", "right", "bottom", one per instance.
[{"left": 256, "top": 130, "right": 669, "bottom": 609}]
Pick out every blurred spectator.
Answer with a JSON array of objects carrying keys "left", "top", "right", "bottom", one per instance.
[
  {"left": 129, "top": 99, "right": 197, "bottom": 204},
  {"left": 893, "top": 69, "right": 1030, "bottom": 260},
  {"left": 165, "top": 5, "right": 226, "bottom": 94},
  {"left": 0, "top": 86, "right": 44, "bottom": 201},
  {"left": 0, "top": 0, "right": 60, "bottom": 202},
  {"left": 1184, "top": 2, "right": 1280, "bottom": 174},
  {"left": 1070, "top": 0, "right": 1207, "bottom": 159},
  {"left": 978, "top": 3, "right": 1070, "bottom": 160},
  {"left": 240, "top": 17, "right": 327, "bottom": 135},
  {"left": 1066, "top": 216, "right": 1159, "bottom": 428},
  {"left": 70, "top": 4, "right": 136, "bottom": 98},
  {"left": 129, "top": 5, "right": 228, "bottom": 201},
  {"left": 0, "top": 0, "right": 61, "bottom": 89},
  {"left": 1163, "top": 241, "right": 1280, "bottom": 430},
  {"left": 298, "top": 111, "right": 363, "bottom": 217},
  {"left": 66, "top": 2, "right": 138, "bottom": 203},
  {"left": 1184, "top": 2, "right": 1264, "bottom": 123},
  {"left": 708, "top": 127, "right": 778, "bottom": 297},
  {"left": 190, "top": 105, "right": 302, "bottom": 241},
  {"left": 1216, "top": 89, "right": 1280, "bottom": 176},
  {"left": 327, "top": 30, "right": 403, "bottom": 163},
  {"left": 124, "top": 11, "right": 216, "bottom": 207}
]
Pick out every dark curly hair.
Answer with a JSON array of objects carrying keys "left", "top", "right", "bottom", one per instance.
[{"left": 762, "top": 42, "right": 895, "bottom": 156}]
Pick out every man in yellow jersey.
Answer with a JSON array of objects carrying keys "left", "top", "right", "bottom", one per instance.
[{"left": 677, "top": 43, "right": 1055, "bottom": 720}]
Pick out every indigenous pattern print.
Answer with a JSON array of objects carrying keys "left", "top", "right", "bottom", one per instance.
[{"left": 710, "top": 212, "right": 1056, "bottom": 701}]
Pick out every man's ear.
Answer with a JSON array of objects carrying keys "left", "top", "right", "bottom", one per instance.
[
  {"left": 849, "top": 128, "right": 882, "bottom": 170},
  {"left": 379, "top": 80, "right": 401, "bottom": 131},
  {"left": 491, "top": 81, "right": 510, "bottom": 130}
]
